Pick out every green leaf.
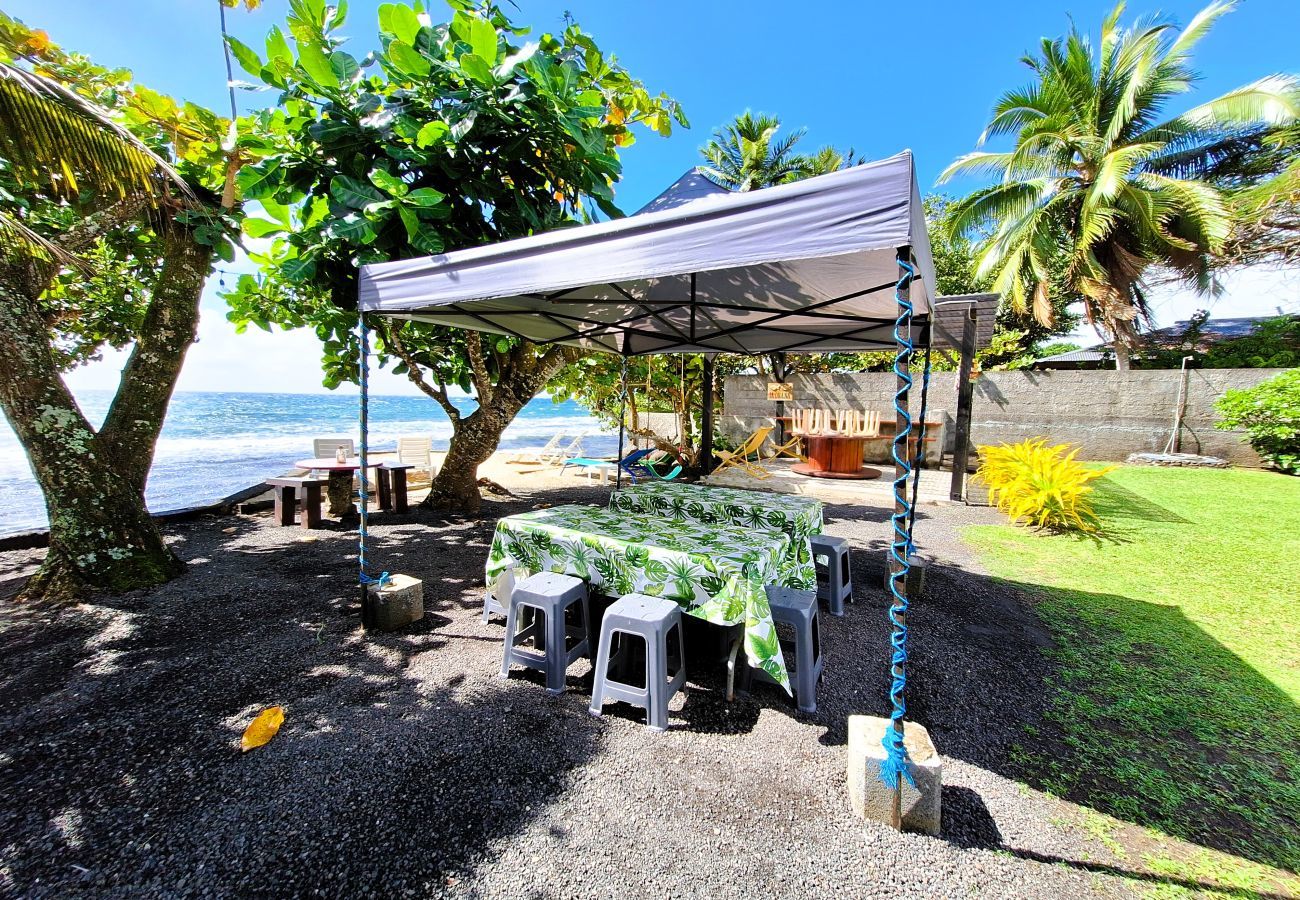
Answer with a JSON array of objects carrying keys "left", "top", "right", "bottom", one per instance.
[
  {"left": 333, "top": 214, "right": 378, "bottom": 243},
  {"left": 451, "top": 11, "right": 498, "bottom": 63},
  {"left": 378, "top": 3, "right": 422, "bottom": 44},
  {"left": 330, "top": 51, "right": 360, "bottom": 85},
  {"left": 369, "top": 168, "right": 408, "bottom": 197},
  {"left": 330, "top": 175, "right": 385, "bottom": 208},
  {"left": 496, "top": 42, "right": 537, "bottom": 79},
  {"left": 225, "top": 36, "right": 265, "bottom": 78},
  {"left": 386, "top": 40, "right": 431, "bottom": 77},
  {"left": 236, "top": 159, "right": 283, "bottom": 200},
  {"left": 460, "top": 53, "right": 494, "bottom": 85},
  {"left": 415, "top": 120, "right": 449, "bottom": 148},
  {"left": 397, "top": 205, "right": 421, "bottom": 241},
  {"left": 265, "top": 26, "right": 293, "bottom": 66},
  {"left": 298, "top": 40, "right": 339, "bottom": 88},
  {"left": 282, "top": 254, "right": 317, "bottom": 282},
  {"left": 404, "top": 187, "right": 446, "bottom": 208},
  {"left": 244, "top": 218, "right": 286, "bottom": 238},
  {"left": 411, "top": 229, "right": 445, "bottom": 255}
]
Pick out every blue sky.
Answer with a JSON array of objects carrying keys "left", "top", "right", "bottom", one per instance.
[{"left": 8, "top": 0, "right": 1300, "bottom": 395}]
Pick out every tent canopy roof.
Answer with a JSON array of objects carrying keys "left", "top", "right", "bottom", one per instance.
[{"left": 358, "top": 150, "right": 989, "bottom": 355}]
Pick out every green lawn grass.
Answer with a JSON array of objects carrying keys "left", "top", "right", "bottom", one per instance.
[{"left": 963, "top": 466, "right": 1300, "bottom": 879}]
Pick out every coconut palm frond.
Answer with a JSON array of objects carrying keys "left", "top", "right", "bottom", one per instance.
[
  {"left": 0, "top": 61, "right": 189, "bottom": 205},
  {"left": 0, "top": 209, "right": 88, "bottom": 269}
]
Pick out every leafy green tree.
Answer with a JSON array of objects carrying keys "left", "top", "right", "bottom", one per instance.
[
  {"left": 223, "top": 0, "right": 685, "bottom": 512},
  {"left": 940, "top": 1, "right": 1299, "bottom": 370},
  {"left": 0, "top": 14, "right": 239, "bottom": 602}
]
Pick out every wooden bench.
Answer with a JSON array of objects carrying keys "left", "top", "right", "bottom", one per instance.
[
  {"left": 266, "top": 476, "right": 324, "bottom": 529},
  {"left": 377, "top": 462, "right": 414, "bottom": 513}
]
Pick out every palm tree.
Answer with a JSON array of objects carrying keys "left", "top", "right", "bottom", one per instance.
[
  {"left": 939, "top": 1, "right": 1299, "bottom": 369},
  {"left": 699, "top": 112, "right": 860, "bottom": 192}
]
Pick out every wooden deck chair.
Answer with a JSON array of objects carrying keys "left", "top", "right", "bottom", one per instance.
[{"left": 712, "top": 425, "right": 774, "bottom": 479}]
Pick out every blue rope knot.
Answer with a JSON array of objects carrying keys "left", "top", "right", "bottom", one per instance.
[
  {"left": 360, "top": 571, "right": 392, "bottom": 590},
  {"left": 880, "top": 258, "right": 918, "bottom": 791}
]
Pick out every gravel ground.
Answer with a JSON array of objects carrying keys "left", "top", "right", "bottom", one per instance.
[{"left": 0, "top": 482, "right": 1136, "bottom": 899}]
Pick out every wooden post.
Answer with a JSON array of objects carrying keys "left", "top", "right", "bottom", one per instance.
[
  {"left": 949, "top": 305, "right": 978, "bottom": 502},
  {"left": 701, "top": 354, "right": 715, "bottom": 474}
]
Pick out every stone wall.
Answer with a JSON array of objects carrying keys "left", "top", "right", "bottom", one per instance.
[{"left": 721, "top": 368, "right": 1288, "bottom": 466}]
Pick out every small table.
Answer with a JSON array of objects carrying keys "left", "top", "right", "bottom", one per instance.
[
  {"left": 294, "top": 457, "right": 365, "bottom": 517},
  {"left": 608, "top": 482, "right": 823, "bottom": 590},
  {"left": 791, "top": 434, "right": 882, "bottom": 480},
  {"left": 486, "top": 504, "right": 792, "bottom": 692}
]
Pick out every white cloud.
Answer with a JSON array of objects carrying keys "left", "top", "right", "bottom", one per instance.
[{"left": 1065, "top": 263, "right": 1300, "bottom": 345}]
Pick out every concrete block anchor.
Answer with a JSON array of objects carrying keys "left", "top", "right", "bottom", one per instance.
[
  {"left": 847, "top": 715, "right": 942, "bottom": 835},
  {"left": 366, "top": 573, "right": 425, "bottom": 631}
]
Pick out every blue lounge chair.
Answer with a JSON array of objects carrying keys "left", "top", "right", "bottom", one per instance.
[{"left": 564, "top": 448, "right": 656, "bottom": 483}]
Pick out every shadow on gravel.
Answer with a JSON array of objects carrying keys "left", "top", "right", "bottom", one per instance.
[{"left": 0, "top": 497, "right": 609, "bottom": 897}]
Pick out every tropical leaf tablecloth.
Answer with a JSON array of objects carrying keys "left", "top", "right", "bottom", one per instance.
[
  {"left": 485, "top": 504, "right": 790, "bottom": 691},
  {"left": 608, "top": 482, "right": 823, "bottom": 590}
]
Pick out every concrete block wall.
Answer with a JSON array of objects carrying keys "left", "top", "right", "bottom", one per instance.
[{"left": 722, "top": 368, "right": 1287, "bottom": 466}]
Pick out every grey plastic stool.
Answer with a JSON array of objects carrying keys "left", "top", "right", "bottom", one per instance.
[
  {"left": 762, "top": 585, "right": 824, "bottom": 714},
  {"left": 810, "top": 533, "right": 852, "bottom": 616},
  {"left": 589, "top": 593, "right": 686, "bottom": 732},
  {"left": 500, "top": 572, "right": 590, "bottom": 694}
]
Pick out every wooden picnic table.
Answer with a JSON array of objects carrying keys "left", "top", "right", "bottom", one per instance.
[{"left": 294, "top": 457, "right": 364, "bottom": 517}]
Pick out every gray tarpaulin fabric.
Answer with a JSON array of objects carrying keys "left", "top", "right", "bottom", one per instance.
[{"left": 357, "top": 150, "right": 945, "bottom": 354}]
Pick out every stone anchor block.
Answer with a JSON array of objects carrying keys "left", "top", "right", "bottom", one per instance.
[
  {"left": 367, "top": 574, "right": 424, "bottom": 631},
  {"left": 847, "top": 715, "right": 942, "bottom": 835}
]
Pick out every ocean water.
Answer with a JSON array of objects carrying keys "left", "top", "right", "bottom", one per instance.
[{"left": 0, "top": 390, "right": 615, "bottom": 536}]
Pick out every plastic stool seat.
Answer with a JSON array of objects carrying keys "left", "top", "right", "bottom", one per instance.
[
  {"left": 500, "top": 572, "right": 590, "bottom": 695},
  {"left": 589, "top": 593, "right": 686, "bottom": 732},
  {"left": 810, "top": 533, "right": 852, "bottom": 616},
  {"left": 761, "top": 585, "right": 824, "bottom": 714}
]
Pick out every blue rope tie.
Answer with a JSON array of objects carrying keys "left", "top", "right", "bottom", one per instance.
[{"left": 881, "top": 260, "right": 918, "bottom": 791}]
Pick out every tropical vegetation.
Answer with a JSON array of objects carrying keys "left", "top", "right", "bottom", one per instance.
[
  {"left": 941, "top": 1, "right": 1300, "bottom": 370},
  {"left": 222, "top": 0, "right": 685, "bottom": 511},
  {"left": 0, "top": 13, "right": 243, "bottom": 601},
  {"left": 698, "top": 111, "right": 859, "bottom": 191},
  {"left": 973, "top": 438, "right": 1114, "bottom": 531},
  {"left": 1215, "top": 368, "right": 1300, "bottom": 474}
]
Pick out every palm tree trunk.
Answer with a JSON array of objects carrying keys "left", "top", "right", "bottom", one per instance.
[{"left": 1112, "top": 340, "right": 1133, "bottom": 371}]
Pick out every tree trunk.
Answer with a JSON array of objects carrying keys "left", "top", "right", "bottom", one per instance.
[
  {"left": 0, "top": 223, "right": 211, "bottom": 603},
  {"left": 1112, "top": 341, "right": 1132, "bottom": 371},
  {"left": 421, "top": 346, "right": 574, "bottom": 514}
]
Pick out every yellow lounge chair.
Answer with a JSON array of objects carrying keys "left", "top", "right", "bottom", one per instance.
[{"left": 713, "top": 425, "right": 775, "bottom": 479}]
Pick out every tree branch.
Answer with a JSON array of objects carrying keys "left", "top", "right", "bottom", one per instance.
[
  {"left": 465, "top": 333, "right": 494, "bottom": 406},
  {"left": 382, "top": 320, "right": 456, "bottom": 413}
]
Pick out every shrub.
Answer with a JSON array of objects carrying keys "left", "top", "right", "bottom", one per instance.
[
  {"left": 1215, "top": 369, "right": 1300, "bottom": 474},
  {"left": 974, "top": 438, "right": 1114, "bottom": 531}
]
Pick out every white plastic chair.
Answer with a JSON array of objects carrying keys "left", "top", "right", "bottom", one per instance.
[
  {"left": 507, "top": 434, "right": 563, "bottom": 464},
  {"left": 313, "top": 437, "right": 355, "bottom": 459},
  {"left": 398, "top": 435, "right": 435, "bottom": 479},
  {"left": 541, "top": 434, "right": 584, "bottom": 468}
]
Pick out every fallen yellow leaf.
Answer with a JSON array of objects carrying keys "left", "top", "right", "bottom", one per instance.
[{"left": 240, "top": 706, "right": 284, "bottom": 752}]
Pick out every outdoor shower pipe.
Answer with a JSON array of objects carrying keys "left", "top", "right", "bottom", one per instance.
[
  {"left": 1161, "top": 355, "right": 1195, "bottom": 455},
  {"left": 882, "top": 259, "right": 918, "bottom": 792}
]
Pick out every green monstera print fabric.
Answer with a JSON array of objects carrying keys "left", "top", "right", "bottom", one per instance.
[
  {"left": 608, "top": 482, "right": 823, "bottom": 590},
  {"left": 485, "top": 504, "right": 790, "bottom": 690}
]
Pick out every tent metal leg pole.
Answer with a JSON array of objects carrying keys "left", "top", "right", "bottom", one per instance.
[
  {"left": 357, "top": 311, "right": 374, "bottom": 630},
  {"left": 615, "top": 353, "right": 628, "bottom": 490},
  {"left": 701, "top": 355, "right": 715, "bottom": 474},
  {"left": 949, "top": 307, "right": 978, "bottom": 501}
]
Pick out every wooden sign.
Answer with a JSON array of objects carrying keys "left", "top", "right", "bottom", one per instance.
[{"left": 767, "top": 382, "right": 793, "bottom": 402}]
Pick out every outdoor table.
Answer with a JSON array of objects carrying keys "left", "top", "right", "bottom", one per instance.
[
  {"left": 608, "top": 482, "right": 823, "bottom": 590},
  {"left": 486, "top": 504, "right": 791, "bottom": 692},
  {"left": 293, "top": 457, "right": 365, "bottom": 517}
]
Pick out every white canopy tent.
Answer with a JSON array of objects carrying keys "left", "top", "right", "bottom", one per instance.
[
  {"left": 357, "top": 151, "right": 941, "bottom": 355},
  {"left": 354, "top": 151, "right": 987, "bottom": 802}
]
